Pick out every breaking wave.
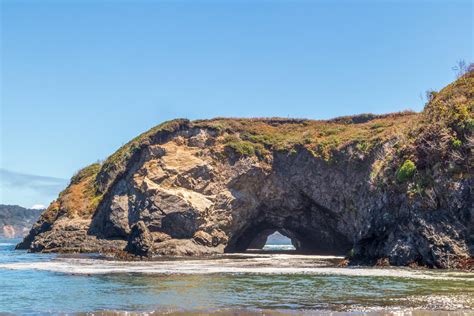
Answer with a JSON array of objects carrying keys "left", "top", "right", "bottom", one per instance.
[{"left": 0, "top": 253, "right": 472, "bottom": 281}]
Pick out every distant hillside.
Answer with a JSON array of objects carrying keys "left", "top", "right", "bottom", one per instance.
[{"left": 0, "top": 205, "right": 43, "bottom": 238}]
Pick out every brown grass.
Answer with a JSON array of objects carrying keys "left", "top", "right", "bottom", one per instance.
[
  {"left": 195, "top": 112, "right": 419, "bottom": 160},
  {"left": 56, "top": 163, "right": 104, "bottom": 218}
]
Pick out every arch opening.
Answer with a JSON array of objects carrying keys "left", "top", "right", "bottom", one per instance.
[
  {"left": 224, "top": 205, "right": 353, "bottom": 255},
  {"left": 263, "top": 232, "right": 295, "bottom": 250},
  {"left": 235, "top": 227, "right": 298, "bottom": 252},
  {"left": 254, "top": 231, "right": 296, "bottom": 251}
]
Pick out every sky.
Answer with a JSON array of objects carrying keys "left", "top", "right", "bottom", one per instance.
[{"left": 0, "top": 0, "right": 472, "bottom": 207}]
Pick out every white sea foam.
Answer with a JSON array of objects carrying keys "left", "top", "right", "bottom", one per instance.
[
  {"left": 0, "top": 253, "right": 473, "bottom": 281},
  {"left": 262, "top": 244, "right": 296, "bottom": 251},
  {"left": 0, "top": 243, "right": 14, "bottom": 246}
]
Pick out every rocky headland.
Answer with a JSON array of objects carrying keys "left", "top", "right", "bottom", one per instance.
[
  {"left": 17, "top": 71, "right": 473, "bottom": 268},
  {"left": 0, "top": 205, "right": 43, "bottom": 238}
]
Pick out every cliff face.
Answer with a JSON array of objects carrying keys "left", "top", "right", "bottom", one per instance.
[
  {"left": 0, "top": 205, "right": 43, "bottom": 238},
  {"left": 17, "top": 72, "right": 473, "bottom": 268}
]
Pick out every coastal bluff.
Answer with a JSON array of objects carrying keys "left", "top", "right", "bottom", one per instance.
[
  {"left": 18, "top": 72, "right": 473, "bottom": 268},
  {"left": 0, "top": 205, "right": 42, "bottom": 238}
]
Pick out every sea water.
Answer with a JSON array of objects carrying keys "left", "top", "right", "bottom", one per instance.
[{"left": 0, "top": 238, "right": 473, "bottom": 315}]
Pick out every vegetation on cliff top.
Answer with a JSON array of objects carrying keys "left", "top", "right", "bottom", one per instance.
[
  {"left": 195, "top": 111, "right": 417, "bottom": 160},
  {"left": 424, "top": 70, "right": 473, "bottom": 136},
  {"left": 45, "top": 68, "right": 472, "bottom": 218},
  {"left": 372, "top": 69, "right": 473, "bottom": 202},
  {"left": 100, "top": 119, "right": 190, "bottom": 177},
  {"left": 40, "top": 162, "right": 105, "bottom": 221}
]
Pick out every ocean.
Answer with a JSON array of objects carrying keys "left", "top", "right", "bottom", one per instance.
[{"left": 0, "top": 239, "right": 473, "bottom": 315}]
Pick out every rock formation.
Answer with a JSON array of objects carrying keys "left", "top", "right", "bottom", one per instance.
[{"left": 17, "top": 71, "right": 473, "bottom": 268}]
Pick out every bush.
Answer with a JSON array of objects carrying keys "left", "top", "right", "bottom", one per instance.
[
  {"left": 396, "top": 160, "right": 416, "bottom": 183},
  {"left": 452, "top": 137, "right": 462, "bottom": 148},
  {"left": 356, "top": 141, "right": 369, "bottom": 152},
  {"left": 226, "top": 141, "right": 255, "bottom": 156}
]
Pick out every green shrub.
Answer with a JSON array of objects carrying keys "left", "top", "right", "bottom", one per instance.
[
  {"left": 396, "top": 159, "right": 416, "bottom": 183},
  {"left": 356, "top": 141, "right": 369, "bottom": 152},
  {"left": 223, "top": 134, "right": 240, "bottom": 143},
  {"left": 370, "top": 122, "right": 385, "bottom": 129},
  {"left": 225, "top": 140, "right": 256, "bottom": 156},
  {"left": 451, "top": 137, "right": 462, "bottom": 148},
  {"left": 241, "top": 132, "right": 280, "bottom": 146}
]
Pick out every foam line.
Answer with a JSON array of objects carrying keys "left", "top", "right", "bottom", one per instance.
[{"left": 0, "top": 254, "right": 472, "bottom": 281}]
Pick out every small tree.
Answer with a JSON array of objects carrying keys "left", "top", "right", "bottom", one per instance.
[{"left": 452, "top": 60, "right": 468, "bottom": 78}]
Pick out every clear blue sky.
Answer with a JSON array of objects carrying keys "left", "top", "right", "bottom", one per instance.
[{"left": 0, "top": 0, "right": 472, "bottom": 207}]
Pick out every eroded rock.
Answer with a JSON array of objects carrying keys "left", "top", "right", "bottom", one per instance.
[
  {"left": 126, "top": 221, "right": 153, "bottom": 256},
  {"left": 17, "top": 73, "right": 474, "bottom": 267}
]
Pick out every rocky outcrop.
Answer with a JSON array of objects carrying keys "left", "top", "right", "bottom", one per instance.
[
  {"left": 126, "top": 221, "right": 153, "bottom": 256},
  {"left": 17, "top": 72, "right": 473, "bottom": 268}
]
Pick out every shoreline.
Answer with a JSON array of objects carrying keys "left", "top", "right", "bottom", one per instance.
[
  {"left": 72, "top": 308, "right": 474, "bottom": 315},
  {"left": 1, "top": 252, "right": 473, "bottom": 281}
]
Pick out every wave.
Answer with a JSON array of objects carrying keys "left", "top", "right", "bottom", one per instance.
[
  {"left": 0, "top": 254, "right": 472, "bottom": 281},
  {"left": 262, "top": 244, "right": 296, "bottom": 250}
]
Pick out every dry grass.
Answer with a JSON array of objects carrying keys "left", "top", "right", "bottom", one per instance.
[
  {"left": 99, "top": 119, "right": 190, "bottom": 181},
  {"left": 423, "top": 70, "right": 473, "bottom": 136},
  {"left": 371, "top": 69, "right": 473, "bottom": 196},
  {"left": 39, "top": 200, "right": 61, "bottom": 224},
  {"left": 54, "top": 163, "right": 104, "bottom": 218},
  {"left": 195, "top": 112, "right": 418, "bottom": 160}
]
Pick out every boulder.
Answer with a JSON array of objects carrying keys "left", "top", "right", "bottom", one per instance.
[{"left": 126, "top": 221, "right": 153, "bottom": 256}]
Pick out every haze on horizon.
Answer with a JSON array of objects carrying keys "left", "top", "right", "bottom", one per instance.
[{"left": 1, "top": 0, "right": 472, "bottom": 207}]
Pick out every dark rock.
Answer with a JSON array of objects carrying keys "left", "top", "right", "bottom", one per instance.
[{"left": 126, "top": 221, "right": 153, "bottom": 256}]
